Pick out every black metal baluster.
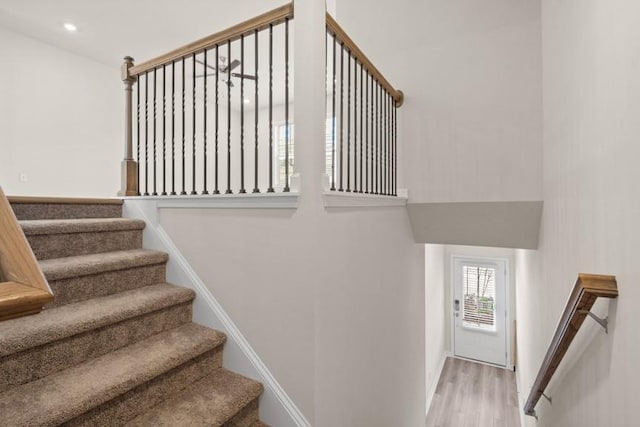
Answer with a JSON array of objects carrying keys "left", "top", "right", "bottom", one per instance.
[
  {"left": 379, "top": 86, "right": 382, "bottom": 196},
  {"left": 346, "top": 52, "right": 351, "bottom": 192},
  {"left": 359, "top": 63, "right": 363, "bottom": 193},
  {"left": 239, "top": 35, "right": 246, "bottom": 194},
  {"left": 171, "top": 61, "right": 176, "bottom": 195},
  {"left": 370, "top": 75, "right": 374, "bottom": 194},
  {"left": 339, "top": 42, "right": 344, "bottom": 192},
  {"left": 268, "top": 24, "right": 274, "bottom": 193},
  {"left": 331, "top": 34, "right": 337, "bottom": 191},
  {"left": 214, "top": 45, "right": 220, "bottom": 194},
  {"left": 226, "top": 40, "right": 232, "bottom": 194},
  {"left": 378, "top": 85, "right": 382, "bottom": 196},
  {"left": 284, "top": 18, "right": 290, "bottom": 192},
  {"left": 384, "top": 88, "right": 388, "bottom": 195},
  {"left": 144, "top": 72, "right": 149, "bottom": 196},
  {"left": 353, "top": 59, "right": 358, "bottom": 193},
  {"left": 181, "top": 59, "right": 187, "bottom": 195},
  {"left": 253, "top": 30, "right": 260, "bottom": 193},
  {"left": 383, "top": 89, "right": 387, "bottom": 195},
  {"left": 364, "top": 71, "right": 368, "bottom": 194},
  {"left": 372, "top": 78, "right": 376, "bottom": 195},
  {"left": 384, "top": 91, "right": 388, "bottom": 195},
  {"left": 394, "top": 100, "right": 397, "bottom": 196},
  {"left": 136, "top": 76, "right": 141, "bottom": 195},
  {"left": 383, "top": 87, "right": 387, "bottom": 195},
  {"left": 390, "top": 94, "right": 394, "bottom": 196},
  {"left": 388, "top": 93, "right": 392, "bottom": 195},
  {"left": 202, "top": 50, "right": 209, "bottom": 194},
  {"left": 379, "top": 84, "right": 383, "bottom": 195},
  {"left": 381, "top": 85, "right": 384, "bottom": 195},
  {"left": 384, "top": 92, "right": 388, "bottom": 195},
  {"left": 375, "top": 82, "right": 379, "bottom": 194},
  {"left": 191, "top": 53, "right": 197, "bottom": 194},
  {"left": 152, "top": 68, "right": 157, "bottom": 195},
  {"left": 162, "top": 65, "right": 167, "bottom": 195}
]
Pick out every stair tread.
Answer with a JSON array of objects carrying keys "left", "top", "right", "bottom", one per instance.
[
  {"left": 8, "top": 195, "right": 124, "bottom": 205},
  {"left": 40, "top": 249, "right": 169, "bottom": 281},
  {"left": 126, "top": 368, "right": 264, "bottom": 427},
  {"left": 20, "top": 217, "right": 145, "bottom": 235},
  {"left": 0, "top": 283, "right": 194, "bottom": 357},
  {"left": 0, "top": 323, "right": 226, "bottom": 427}
]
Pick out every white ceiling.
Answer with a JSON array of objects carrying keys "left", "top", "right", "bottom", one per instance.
[{"left": 0, "top": 0, "right": 286, "bottom": 69}]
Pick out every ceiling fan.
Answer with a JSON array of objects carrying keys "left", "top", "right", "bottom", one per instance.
[{"left": 195, "top": 56, "right": 256, "bottom": 87}]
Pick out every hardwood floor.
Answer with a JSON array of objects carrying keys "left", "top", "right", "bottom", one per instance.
[{"left": 426, "top": 357, "right": 521, "bottom": 427}]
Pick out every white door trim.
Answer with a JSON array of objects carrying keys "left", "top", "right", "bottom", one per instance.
[{"left": 450, "top": 254, "right": 512, "bottom": 369}]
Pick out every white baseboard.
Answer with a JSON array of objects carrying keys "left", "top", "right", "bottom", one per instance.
[
  {"left": 425, "top": 351, "right": 450, "bottom": 417},
  {"left": 123, "top": 199, "right": 311, "bottom": 427}
]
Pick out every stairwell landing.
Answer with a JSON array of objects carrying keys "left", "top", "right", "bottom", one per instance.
[{"left": 0, "top": 197, "right": 269, "bottom": 427}]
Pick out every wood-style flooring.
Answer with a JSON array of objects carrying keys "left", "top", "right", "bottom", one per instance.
[{"left": 425, "top": 357, "right": 520, "bottom": 427}]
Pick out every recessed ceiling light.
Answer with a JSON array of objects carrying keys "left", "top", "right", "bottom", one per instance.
[
  {"left": 63, "top": 23, "right": 77, "bottom": 32},
  {"left": 243, "top": 98, "right": 251, "bottom": 104}
]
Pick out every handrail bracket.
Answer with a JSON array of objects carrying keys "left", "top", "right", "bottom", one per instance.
[{"left": 579, "top": 309, "right": 609, "bottom": 333}]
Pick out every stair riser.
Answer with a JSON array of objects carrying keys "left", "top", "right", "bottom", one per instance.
[
  {"left": 27, "top": 230, "right": 143, "bottom": 260},
  {"left": 47, "top": 264, "right": 167, "bottom": 308},
  {"left": 64, "top": 349, "right": 224, "bottom": 427},
  {"left": 226, "top": 399, "right": 261, "bottom": 427},
  {"left": 0, "top": 303, "right": 192, "bottom": 393},
  {"left": 11, "top": 204, "right": 123, "bottom": 221}
]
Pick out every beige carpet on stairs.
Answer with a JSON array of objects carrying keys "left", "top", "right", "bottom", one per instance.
[{"left": 0, "top": 198, "right": 269, "bottom": 427}]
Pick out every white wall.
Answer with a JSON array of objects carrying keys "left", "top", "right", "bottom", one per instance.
[
  {"left": 155, "top": 3, "right": 427, "bottom": 424},
  {"left": 0, "top": 26, "right": 121, "bottom": 197},
  {"left": 334, "top": 0, "right": 543, "bottom": 203},
  {"left": 515, "top": 1, "right": 640, "bottom": 425},
  {"left": 424, "top": 244, "right": 447, "bottom": 411},
  {"left": 158, "top": 206, "right": 426, "bottom": 427}
]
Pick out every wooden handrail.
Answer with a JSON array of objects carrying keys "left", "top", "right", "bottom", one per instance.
[
  {"left": 130, "top": 3, "right": 294, "bottom": 76},
  {"left": 326, "top": 13, "right": 404, "bottom": 107},
  {"left": 524, "top": 273, "right": 618, "bottom": 416},
  {"left": 0, "top": 187, "right": 53, "bottom": 321}
]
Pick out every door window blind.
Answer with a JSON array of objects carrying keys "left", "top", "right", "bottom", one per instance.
[{"left": 462, "top": 266, "right": 496, "bottom": 330}]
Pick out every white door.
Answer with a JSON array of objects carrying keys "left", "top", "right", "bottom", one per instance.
[{"left": 452, "top": 257, "right": 508, "bottom": 367}]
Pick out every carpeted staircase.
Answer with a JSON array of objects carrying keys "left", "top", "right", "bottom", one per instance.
[{"left": 0, "top": 198, "right": 268, "bottom": 427}]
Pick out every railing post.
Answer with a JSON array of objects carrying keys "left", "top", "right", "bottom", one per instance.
[{"left": 118, "top": 56, "right": 138, "bottom": 196}]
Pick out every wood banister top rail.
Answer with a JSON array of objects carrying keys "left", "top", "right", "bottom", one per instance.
[
  {"left": 129, "top": 3, "right": 294, "bottom": 77},
  {"left": 524, "top": 273, "right": 618, "bottom": 417},
  {"left": 326, "top": 13, "right": 404, "bottom": 107},
  {"left": 0, "top": 187, "right": 53, "bottom": 321}
]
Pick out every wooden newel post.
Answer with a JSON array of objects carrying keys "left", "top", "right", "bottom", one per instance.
[{"left": 118, "top": 56, "right": 138, "bottom": 196}]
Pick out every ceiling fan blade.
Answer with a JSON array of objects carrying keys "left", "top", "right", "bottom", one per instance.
[
  {"left": 228, "top": 59, "right": 241, "bottom": 72},
  {"left": 231, "top": 73, "right": 257, "bottom": 80},
  {"left": 195, "top": 73, "right": 217, "bottom": 78},
  {"left": 195, "top": 58, "right": 218, "bottom": 72}
]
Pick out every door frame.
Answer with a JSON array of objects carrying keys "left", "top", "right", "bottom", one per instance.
[{"left": 450, "top": 254, "right": 512, "bottom": 369}]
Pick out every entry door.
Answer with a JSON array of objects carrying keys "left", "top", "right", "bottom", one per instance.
[{"left": 453, "top": 257, "right": 507, "bottom": 367}]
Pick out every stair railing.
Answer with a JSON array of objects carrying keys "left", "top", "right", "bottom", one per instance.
[
  {"left": 119, "top": 3, "right": 294, "bottom": 197},
  {"left": 0, "top": 187, "right": 53, "bottom": 321},
  {"left": 325, "top": 13, "right": 404, "bottom": 196},
  {"left": 524, "top": 273, "right": 618, "bottom": 418}
]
